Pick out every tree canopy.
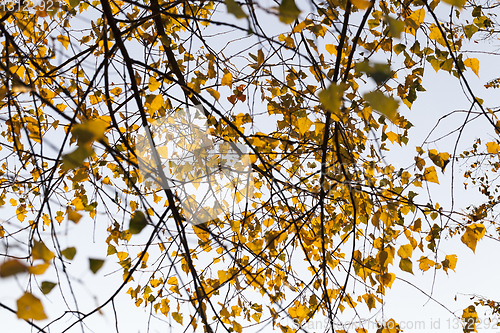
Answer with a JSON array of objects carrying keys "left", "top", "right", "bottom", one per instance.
[{"left": 0, "top": 0, "right": 500, "bottom": 332}]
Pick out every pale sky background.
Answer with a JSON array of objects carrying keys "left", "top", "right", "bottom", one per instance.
[{"left": 1, "top": 1, "right": 500, "bottom": 332}]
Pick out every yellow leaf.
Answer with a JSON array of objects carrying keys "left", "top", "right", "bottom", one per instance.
[
  {"left": 107, "top": 245, "right": 117, "bottom": 256},
  {"left": 405, "top": 8, "right": 425, "bottom": 35},
  {"left": 129, "top": 211, "right": 147, "bottom": 234},
  {"left": 415, "top": 156, "right": 425, "bottom": 171},
  {"left": 150, "top": 278, "right": 162, "bottom": 288},
  {"left": 167, "top": 276, "right": 178, "bottom": 285},
  {"left": 442, "top": 254, "right": 457, "bottom": 273},
  {"left": 31, "top": 169, "right": 41, "bottom": 182},
  {"left": 150, "top": 94, "right": 164, "bottom": 111},
  {"left": 292, "top": 21, "right": 307, "bottom": 33},
  {"left": 385, "top": 319, "right": 399, "bottom": 333},
  {"left": 32, "top": 241, "right": 55, "bottom": 262},
  {"left": 486, "top": 141, "right": 499, "bottom": 154},
  {"left": 116, "top": 252, "right": 128, "bottom": 261},
  {"left": 296, "top": 117, "right": 313, "bottom": 135},
  {"left": 462, "top": 305, "right": 478, "bottom": 332},
  {"left": 241, "top": 154, "right": 257, "bottom": 166},
  {"left": 101, "top": 176, "right": 111, "bottom": 185},
  {"left": 68, "top": 210, "right": 82, "bottom": 223},
  {"left": 411, "top": 9, "right": 426, "bottom": 26},
  {"left": 89, "top": 258, "right": 105, "bottom": 274},
  {"left": 55, "top": 211, "right": 64, "bottom": 224},
  {"left": 89, "top": 95, "right": 99, "bottom": 105},
  {"left": 27, "top": 263, "right": 50, "bottom": 275},
  {"left": 193, "top": 225, "right": 210, "bottom": 242},
  {"left": 71, "top": 197, "right": 86, "bottom": 211},
  {"left": 0, "top": 259, "right": 27, "bottom": 277},
  {"left": 463, "top": 304, "right": 478, "bottom": 318},
  {"left": 386, "top": 16, "right": 405, "bottom": 39},
  {"left": 263, "top": 218, "right": 274, "bottom": 227},
  {"left": 464, "top": 58, "right": 479, "bottom": 77},
  {"left": 72, "top": 119, "right": 108, "bottom": 145},
  {"left": 428, "top": 149, "right": 450, "bottom": 170},
  {"left": 42, "top": 214, "right": 52, "bottom": 226},
  {"left": 319, "top": 83, "right": 344, "bottom": 113},
  {"left": 17, "top": 293, "right": 47, "bottom": 320},
  {"left": 247, "top": 239, "right": 263, "bottom": 253},
  {"left": 110, "top": 87, "right": 122, "bottom": 96},
  {"left": 325, "top": 44, "right": 336, "bottom": 55},
  {"left": 418, "top": 256, "right": 435, "bottom": 271},
  {"left": 295, "top": 304, "right": 309, "bottom": 320},
  {"left": 397, "top": 244, "right": 413, "bottom": 259},
  {"left": 225, "top": 0, "right": 247, "bottom": 19},
  {"left": 461, "top": 223, "right": 485, "bottom": 252},
  {"left": 423, "top": 166, "right": 439, "bottom": 184},
  {"left": 172, "top": 312, "right": 183, "bottom": 325},
  {"left": 159, "top": 298, "right": 170, "bottom": 315},
  {"left": 399, "top": 258, "right": 413, "bottom": 274},
  {"left": 364, "top": 91, "right": 399, "bottom": 121},
  {"left": 0, "top": 86, "right": 7, "bottom": 100},
  {"left": 351, "top": 0, "right": 371, "bottom": 9},
  {"left": 429, "top": 25, "right": 446, "bottom": 47},
  {"left": 206, "top": 88, "right": 220, "bottom": 100},
  {"left": 218, "top": 270, "right": 230, "bottom": 284},
  {"left": 148, "top": 77, "right": 161, "bottom": 92},
  {"left": 379, "top": 272, "right": 395, "bottom": 287},
  {"left": 41, "top": 281, "right": 57, "bottom": 295},
  {"left": 249, "top": 136, "right": 266, "bottom": 148},
  {"left": 40, "top": 88, "right": 55, "bottom": 100},
  {"left": 169, "top": 286, "right": 180, "bottom": 295},
  {"left": 442, "top": 0, "right": 466, "bottom": 7},
  {"left": 9, "top": 65, "right": 25, "bottom": 79},
  {"left": 279, "top": 0, "right": 300, "bottom": 24},
  {"left": 221, "top": 72, "right": 233, "bottom": 87},
  {"left": 377, "top": 247, "right": 394, "bottom": 266},
  {"left": 143, "top": 285, "right": 152, "bottom": 295},
  {"left": 385, "top": 131, "right": 399, "bottom": 144},
  {"left": 62, "top": 146, "right": 94, "bottom": 170},
  {"left": 157, "top": 146, "right": 169, "bottom": 159},
  {"left": 16, "top": 205, "right": 27, "bottom": 222},
  {"left": 61, "top": 247, "right": 76, "bottom": 260},
  {"left": 57, "top": 35, "right": 70, "bottom": 50}
]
